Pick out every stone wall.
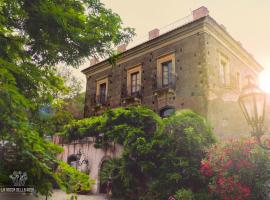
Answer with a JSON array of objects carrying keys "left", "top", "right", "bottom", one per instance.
[
  {"left": 83, "top": 16, "right": 263, "bottom": 138},
  {"left": 84, "top": 27, "right": 208, "bottom": 117},
  {"left": 204, "top": 21, "right": 260, "bottom": 138},
  {"left": 56, "top": 137, "right": 123, "bottom": 194}
]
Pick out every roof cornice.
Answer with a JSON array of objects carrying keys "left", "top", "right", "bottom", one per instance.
[
  {"left": 204, "top": 16, "right": 263, "bottom": 72},
  {"left": 82, "top": 15, "right": 263, "bottom": 75},
  {"left": 82, "top": 16, "right": 207, "bottom": 75}
]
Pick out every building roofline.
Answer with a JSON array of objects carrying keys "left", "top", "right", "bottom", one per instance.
[
  {"left": 81, "top": 16, "right": 207, "bottom": 74},
  {"left": 205, "top": 16, "right": 263, "bottom": 72},
  {"left": 82, "top": 15, "right": 263, "bottom": 74}
]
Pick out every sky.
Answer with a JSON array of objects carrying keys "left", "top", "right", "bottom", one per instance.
[{"left": 74, "top": 0, "right": 270, "bottom": 91}]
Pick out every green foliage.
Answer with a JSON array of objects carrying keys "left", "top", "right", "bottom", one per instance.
[
  {"left": 174, "top": 189, "right": 213, "bottom": 200},
  {"left": 193, "top": 192, "right": 213, "bottom": 200},
  {"left": 63, "top": 107, "right": 216, "bottom": 200},
  {"left": 0, "top": 0, "right": 133, "bottom": 195},
  {"left": 55, "top": 161, "right": 95, "bottom": 193},
  {"left": 99, "top": 158, "right": 126, "bottom": 198},
  {"left": 63, "top": 106, "right": 163, "bottom": 144},
  {"left": 0, "top": 126, "right": 93, "bottom": 196},
  {"left": 174, "top": 189, "right": 194, "bottom": 200},
  {"left": 64, "top": 92, "right": 86, "bottom": 119},
  {"left": 163, "top": 110, "right": 216, "bottom": 191}
]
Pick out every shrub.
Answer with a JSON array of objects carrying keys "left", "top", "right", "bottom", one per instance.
[
  {"left": 55, "top": 161, "right": 95, "bottom": 193},
  {"left": 174, "top": 189, "right": 194, "bottom": 200},
  {"left": 63, "top": 107, "right": 216, "bottom": 200},
  {"left": 99, "top": 158, "right": 126, "bottom": 198},
  {"left": 201, "top": 137, "right": 270, "bottom": 200},
  {"left": 164, "top": 110, "right": 216, "bottom": 192}
]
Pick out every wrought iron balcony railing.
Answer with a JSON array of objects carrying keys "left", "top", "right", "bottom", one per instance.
[
  {"left": 130, "top": 84, "right": 142, "bottom": 98},
  {"left": 154, "top": 73, "right": 177, "bottom": 92},
  {"left": 122, "top": 85, "right": 142, "bottom": 104},
  {"left": 94, "top": 94, "right": 108, "bottom": 106}
]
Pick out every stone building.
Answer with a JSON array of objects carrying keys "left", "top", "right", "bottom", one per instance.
[
  {"left": 57, "top": 7, "right": 267, "bottom": 194},
  {"left": 82, "top": 6, "right": 262, "bottom": 138}
]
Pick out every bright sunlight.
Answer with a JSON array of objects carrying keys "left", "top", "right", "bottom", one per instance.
[{"left": 259, "top": 69, "right": 270, "bottom": 93}]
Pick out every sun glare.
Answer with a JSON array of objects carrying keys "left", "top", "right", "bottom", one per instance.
[{"left": 259, "top": 69, "right": 270, "bottom": 93}]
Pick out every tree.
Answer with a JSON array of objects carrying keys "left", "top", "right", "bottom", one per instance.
[
  {"left": 0, "top": 0, "right": 134, "bottom": 196},
  {"left": 163, "top": 110, "right": 216, "bottom": 192},
  {"left": 56, "top": 65, "right": 83, "bottom": 99},
  {"left": 63, "top": 107, "right": 216, "bottom": 200}
]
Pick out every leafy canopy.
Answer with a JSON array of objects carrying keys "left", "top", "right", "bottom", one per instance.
[
  {"left": 63, "top": 107, "right": 216, "bottom": 200},
  {"left": 0, "top": 0, "right": 134, "bottom": 196}
]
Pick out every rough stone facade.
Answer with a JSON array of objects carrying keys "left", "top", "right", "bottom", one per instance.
[
  {"left": 83, "top": 15, "right": 262, "bottom": 138},
  {"left": 57, "top": 7, "right": 268, "bottom": 194}
]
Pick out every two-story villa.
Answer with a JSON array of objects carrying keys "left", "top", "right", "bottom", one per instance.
[
  {"left": 57, "top": 7, "right": 266, "bottom": 194},
  {"left": 82, "top": 6, "right": 262, "bottom": 138}
]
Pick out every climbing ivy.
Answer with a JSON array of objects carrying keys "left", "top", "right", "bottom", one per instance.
[{"left": 62, "top": 106, "right": 216, "bottom": 199}]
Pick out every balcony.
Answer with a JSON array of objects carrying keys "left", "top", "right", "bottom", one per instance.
[
  {"left": 122, "top": 85, "right": 142, "bottom": 105},
  {"left": 154, "top": 73, "right": 177, "bottom": 96},
  {"left": 92, "top": 94, "right": 108, "bottom": 107}
]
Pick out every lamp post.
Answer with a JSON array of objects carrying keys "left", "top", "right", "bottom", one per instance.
[{"left": 238, "top": 77, "right": 268, "bottom": 149}]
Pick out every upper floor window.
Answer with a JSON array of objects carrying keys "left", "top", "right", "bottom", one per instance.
[
  {"left": 96, "top": 78, "right": 108, "bottom": 105},
  {"left": 131, "top": 71, "right": 140, "bottom": 94},
  {"left": 157, "top": 53, "right": 176, "bottom": 88},
  {"left": 127, "top": 65, "right": 141, "bottom": 96},
  {"left": 162, "top": 60, "right": 173, "bottom": 86},
  {"left": 219, "top": 54, "right": 230, "bottom": 87},
  {"left": 99, "top": 83, "right": 106, "bottom": 103}
]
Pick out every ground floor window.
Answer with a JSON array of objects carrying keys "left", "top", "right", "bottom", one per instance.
[{"left": 159, "top": 106, "right": 175, "bottom": 118}]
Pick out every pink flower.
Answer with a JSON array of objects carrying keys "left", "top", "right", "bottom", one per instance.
[{"left": 200, "top": 160, "right": 213, "bottom": 177}]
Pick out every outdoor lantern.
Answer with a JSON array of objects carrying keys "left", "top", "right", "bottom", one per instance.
[{"left": 239, "top": 77, "right": 266, "bottom": 137}]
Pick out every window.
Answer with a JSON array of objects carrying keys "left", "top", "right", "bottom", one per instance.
[
  {"left": 160, "top": 106, "right": 175, "bottom": 118},
  {"left": 219, "top": 54, "right": 230, "bottom": 87},
  {"left": 127, "top": 65, "right": 141, "bottom": 96},
  {"left": 157, "top": 53, "right": 175, "bottom": 88},
  {"left": 99, "top": 83, "right": 107, "bottom": 104},
  {"left": 162, "top": 60, "right": 173, "bottom": 86},
  {"left": 131, "top": 71, "right": 140, "bottom": 94},
  {"left": 96, "top": 78, "right": 108, "bottom": 105}
]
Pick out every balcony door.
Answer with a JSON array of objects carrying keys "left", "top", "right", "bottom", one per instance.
[
  {"left": 131, "top": 71, "right": 140, "bottom": 95},
  {"left": 127, "top": 65, "right": 142, "bottom": 96},
  {"left": 96, "top": 77, "right": 108, "bottom": 105},
  {"left": 162, "top": 60, "right": 172, "bottom": 87},
  {"left": 99, "top": 83, "right": 107, "bottom": 104}
]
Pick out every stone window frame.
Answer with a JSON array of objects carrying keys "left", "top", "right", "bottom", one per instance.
[
  {"left": 157, "top": 53, "right": 176, "bottom": 88},
  {"left": 218, "top": 52, "right": 231, "bottom": 88},
  {"left": 96, "top": 77, "right": 108, "bottom": 101},
  {"left": 127, "top": 65, "right": 142, "bottom": 95}
]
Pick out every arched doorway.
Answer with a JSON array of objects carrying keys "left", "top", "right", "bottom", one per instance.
[
  {"left": 159, "top": 106, "right": 175, "bottom": 118},
  {"left": 99, "top": 160, "right": 109, "bottom": 194},
  {"left": 67, "top": 154, "right": 78, "bottom": 168}
]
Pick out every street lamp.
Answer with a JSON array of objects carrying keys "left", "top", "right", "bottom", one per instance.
[{"left": 238, "top": 77, "right": 267, "bottom": 148}]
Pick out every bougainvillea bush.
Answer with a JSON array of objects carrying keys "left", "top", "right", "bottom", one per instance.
[{"left": 200, "top": 137, "right": 270, "bottom": 200}]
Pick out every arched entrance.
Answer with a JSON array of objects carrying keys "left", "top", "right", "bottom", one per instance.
[
  {"left": 99, "top": 160, "right": 109, "bottom": 193},
  {"left": 98, "top": 157, "right": 112, "bottom": 194},
  {"left": 67, "top": 154, "right": 78, "bottom": 168},
  {"left": 159, "top": 106, "right": 175, "bottom": 118}
]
